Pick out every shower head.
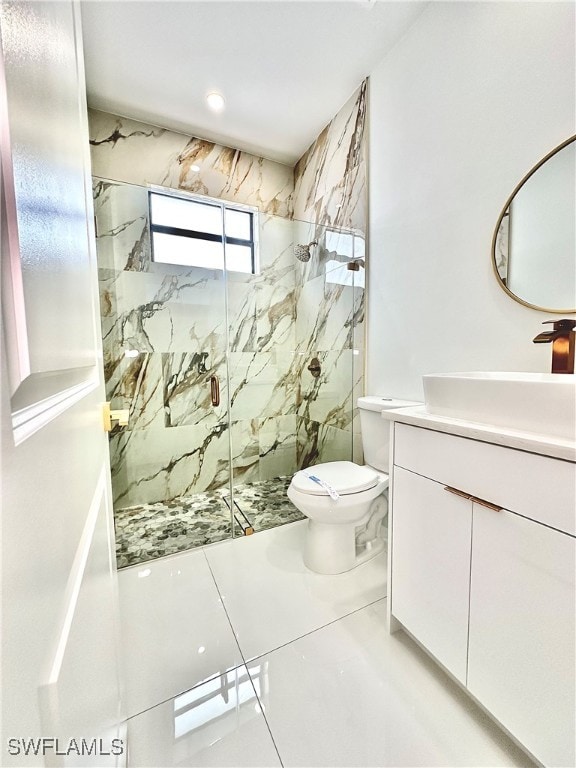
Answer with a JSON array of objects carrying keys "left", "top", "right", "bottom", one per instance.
[{"left": 294, "top": 240, "right": 318, "bottom": 262}]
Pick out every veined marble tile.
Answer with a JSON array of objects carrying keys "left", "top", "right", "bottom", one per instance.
[
  {"left": 226, "top": 281, "right": 258, "bottom": 353},
  {"left": 296, "top": 417, "right": 353, "bottom": 469},
  {"left": 228, "top": 351, "right": 297, "bottom": 421},
  {"left": 227, "top": 278, "right": 296, "bottom": 354},
  {"left": 163, "top": 354, "right": 228, "bottom": 429},
  {"left": 297, "top": 349, "right": 354, "bottom": 431},
  {"left": 229, "top": 420, "right": 260, "bottom": 487},
  {"left": 89, "top": 109, "right": 294, "bottom": 218},
  {"left": 305, "top": 162, "right": 367, "bottom": 236},
  {"left": 109, "top": 422, "right": 231, "bottom": 507},
  {"left": 293, "top": 81, "right": 367, "bottom": 233},
  {"left": 295, "top": 271, "right": 355, "bottom": 355},
  {"left": 92, "top": 86, "right": 368, "bottom": 522},
  {"left": 255, "top": 281, "right": 296, "bottom": 352},
  {"left": 258, "top": 213, "right": 296, "bottom": 273},
  {"left": 102, "top": 268, "right": 228, "bottom": 356},
  {"left": 105, "top": 352, "right": 165, "bottom": 432},
  {"left": 162, "top": 139, "right": 294, "bottom": 219},
  {"left": 90, "top": 110, "right": 193, "bottom": 190},
  {"left": 93, "top": 179, "right": 151, "bottom": 271},
  {"left": 98, "top": 267, "right": 121, "bottom": 342},
  {"left": 258, "top": 415, "right": 298, "bottom": 481}
]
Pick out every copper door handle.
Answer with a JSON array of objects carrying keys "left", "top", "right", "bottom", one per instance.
[{"left": 210, "top": 375, "right": 220, "bottom": 407}]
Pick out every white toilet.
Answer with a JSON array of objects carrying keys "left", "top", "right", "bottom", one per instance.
[{"left": 288, "top": 396, "right": 418, "bottom": 574}]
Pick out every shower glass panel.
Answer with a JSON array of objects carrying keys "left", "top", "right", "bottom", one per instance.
[
  {"left": 94, "top": 178, "right": 233, "bottom": 567},
  {"left": 226, "top": 216, "right": 362, "bottom": 535},
  {"left": 93, "top": 178, "right": 364, "bottom": 568}
]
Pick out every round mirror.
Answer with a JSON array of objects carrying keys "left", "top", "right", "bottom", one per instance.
[{"left": 492, "top": 136, "right": 576, "bottom": 313}]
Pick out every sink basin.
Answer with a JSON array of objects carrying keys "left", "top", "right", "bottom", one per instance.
[{"left": 423, "top": 372, "right": 576, "bottom": 441}]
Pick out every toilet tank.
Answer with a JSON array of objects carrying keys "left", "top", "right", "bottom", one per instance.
[{"left": 358, "top": 396, "right": 420, "bottom": 472}]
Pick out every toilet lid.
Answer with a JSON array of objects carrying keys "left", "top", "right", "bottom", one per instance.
[{"left": 292, "top": 461, "right": 378, "bottom": 496}]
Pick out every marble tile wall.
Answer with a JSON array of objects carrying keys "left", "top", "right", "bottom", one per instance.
[
  {"left": 293, "top": 81, "right": 367, "bottom": 235},
  {"left": 94, "top": 179, "right": 300, "bottom": 507},
  {"left": 89, "top": 109, "right": 293, "bottom": 218},
  {"left": 90, "top": 87, "right": 367, "bottom": 508},
  {"left": 292, "top": 80, "right": 367, "bottom": 466}
]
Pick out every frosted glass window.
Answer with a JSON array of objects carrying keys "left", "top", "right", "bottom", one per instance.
[
  {"left": 149, "top": 191, "right": 257, "bottom": 273},
  {"left": 150, "top": 194, "right": 221, "bottom": 235},
  {"left": 225, "top": 243, "right": 253, "bottom": 273},
  {"left": 152, "top": 232, "right": 224, "bottom": 269},
  {"left": 225, "top": 208, "right": 252, "bottom": 240}
]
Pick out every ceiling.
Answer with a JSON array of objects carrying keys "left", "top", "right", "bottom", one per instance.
[{"left": 81, "top": 1, "right": 427, "bottom": 166}]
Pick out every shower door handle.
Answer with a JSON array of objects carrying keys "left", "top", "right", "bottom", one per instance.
[{"left": 210, "top": 375, "right": 220, "bottom": 407}]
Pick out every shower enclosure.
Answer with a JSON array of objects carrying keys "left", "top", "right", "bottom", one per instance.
[{"left": 93, "top": 178, "right": 365, "bottom": 567}]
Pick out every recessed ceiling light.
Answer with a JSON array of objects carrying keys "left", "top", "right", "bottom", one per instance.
[
  {"left": 191, "top": 164, "right": 200, "bottom": 173},
  {"left": 206, "top": 92, "right": 225, "bottom": 112}
]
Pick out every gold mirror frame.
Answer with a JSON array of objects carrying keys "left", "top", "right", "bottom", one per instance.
[{"left": 491, "top": 135, "right": 576, "bottom": 314}]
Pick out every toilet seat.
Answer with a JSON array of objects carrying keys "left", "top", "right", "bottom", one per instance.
[{"left": 292, "top": 461, "right": 378, "bottom": 497}]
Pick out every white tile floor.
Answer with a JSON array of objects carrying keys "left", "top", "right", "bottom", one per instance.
[{"left": 119, "top": 520, "right": 533, "bottom": 767}]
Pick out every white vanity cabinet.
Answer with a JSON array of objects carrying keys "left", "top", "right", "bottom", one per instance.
[
  {"left": 468, "top": 503, "right": 575, "bottom": 768},
  {"left": 389, "top": 422, "right": 576, "bottom": 767},
  {"left": 391, "top": 467, "right": 472, "bottom": 684}
]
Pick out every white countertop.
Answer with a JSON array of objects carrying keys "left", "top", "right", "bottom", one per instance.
[{"left": 382, "top": 406, "right": 576, "bottom": 463}]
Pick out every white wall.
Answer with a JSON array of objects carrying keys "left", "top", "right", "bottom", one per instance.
[{"left": 367, "top": 1, "right": 575, "bottom": 401}]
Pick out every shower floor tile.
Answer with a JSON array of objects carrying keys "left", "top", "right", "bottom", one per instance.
[{"left": 114, "top": 476, "right": 304, "bottom": 568}]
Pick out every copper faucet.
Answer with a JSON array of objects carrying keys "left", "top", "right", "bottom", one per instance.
[{"left": 533, "top": 319, "right": 576, "bottom": 374}]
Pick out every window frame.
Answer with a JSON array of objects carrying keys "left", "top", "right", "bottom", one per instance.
[{"left": 148, "top": 187, "right": 259, "bottom": 274}]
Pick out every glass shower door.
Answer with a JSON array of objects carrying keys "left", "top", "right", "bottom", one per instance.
[
  {"left": 94, "top": 178, "right": 233, "bottom": 567},
  {"left": 94, "top": 181, "right": 366, "bottom": 565},
  {"left": 225, "top": 210, "right": 303, "bottom": 535}
]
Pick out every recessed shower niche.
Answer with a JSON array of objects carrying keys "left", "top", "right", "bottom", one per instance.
[{"left": 94, "top": 178, "right": 365, "bottom": 567}]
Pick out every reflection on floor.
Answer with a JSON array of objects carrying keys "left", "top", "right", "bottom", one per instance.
[
  {"left": 118, "top": 522, "right": 532, "bottom": 767},
  {"left": 114, "top": 476, "right": 304, "bottom": 568}
]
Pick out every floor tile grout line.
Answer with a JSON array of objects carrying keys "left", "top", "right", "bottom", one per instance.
[
  {"left": 122, "top": 663, "right": 247, "bottom": 723},
  {"left": 122, "top": 544, "right": 386, "bottom": 739},
  {"left": 203, "top": 549, "right": 286, "bottom": 767},
  {"left": 242, "top": 594, "right": 388, "bottom": 665},
  {"left": 121, "top": 550, "right": 249, "bottom": 723}
]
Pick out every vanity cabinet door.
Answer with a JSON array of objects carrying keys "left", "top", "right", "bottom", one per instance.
[
  {"left": 468, "top": 505, "right": 576, "bottom": 768},
  {"left": 391, "top": 467, "right": 472, "bottom": 683}
]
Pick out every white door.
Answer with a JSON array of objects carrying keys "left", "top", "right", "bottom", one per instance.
[{"left": 1, "top": 2, "right": 123, "bottom": 765}]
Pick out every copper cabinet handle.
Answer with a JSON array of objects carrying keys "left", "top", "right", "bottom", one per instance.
[
  {"left": 444, "top": 486, "right": 472, "bottom": 500},
  {"left": 210, "top": 375, "right": 220, "bottom": 407},
  {"left": 444, "top": 486, "right": 502, "bottom": 512},
  {"left": 470, "top": 495, "right": 503, "bottom": 512}
]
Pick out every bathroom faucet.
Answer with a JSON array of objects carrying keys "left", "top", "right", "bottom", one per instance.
[{"left": 533, "top": 319, "right": 576, "bottom": 374}]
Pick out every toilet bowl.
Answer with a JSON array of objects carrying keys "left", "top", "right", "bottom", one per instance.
[
  {"left": 288, "top": 397, "right": 419, "bottom": 574},
  {"left": 288, "top": 461, "right": 389, "bottom": 574}
]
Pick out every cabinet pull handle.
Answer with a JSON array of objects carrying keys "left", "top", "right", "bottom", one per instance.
[
  {"left": 444, "top": 486, "right": 472, "bottom": 500},
  {"left": 210, "top": 375, "right": 220, "bottom": 407},
  {"left": 471, "top": 495, "right": 503, "bottom": 512}
]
